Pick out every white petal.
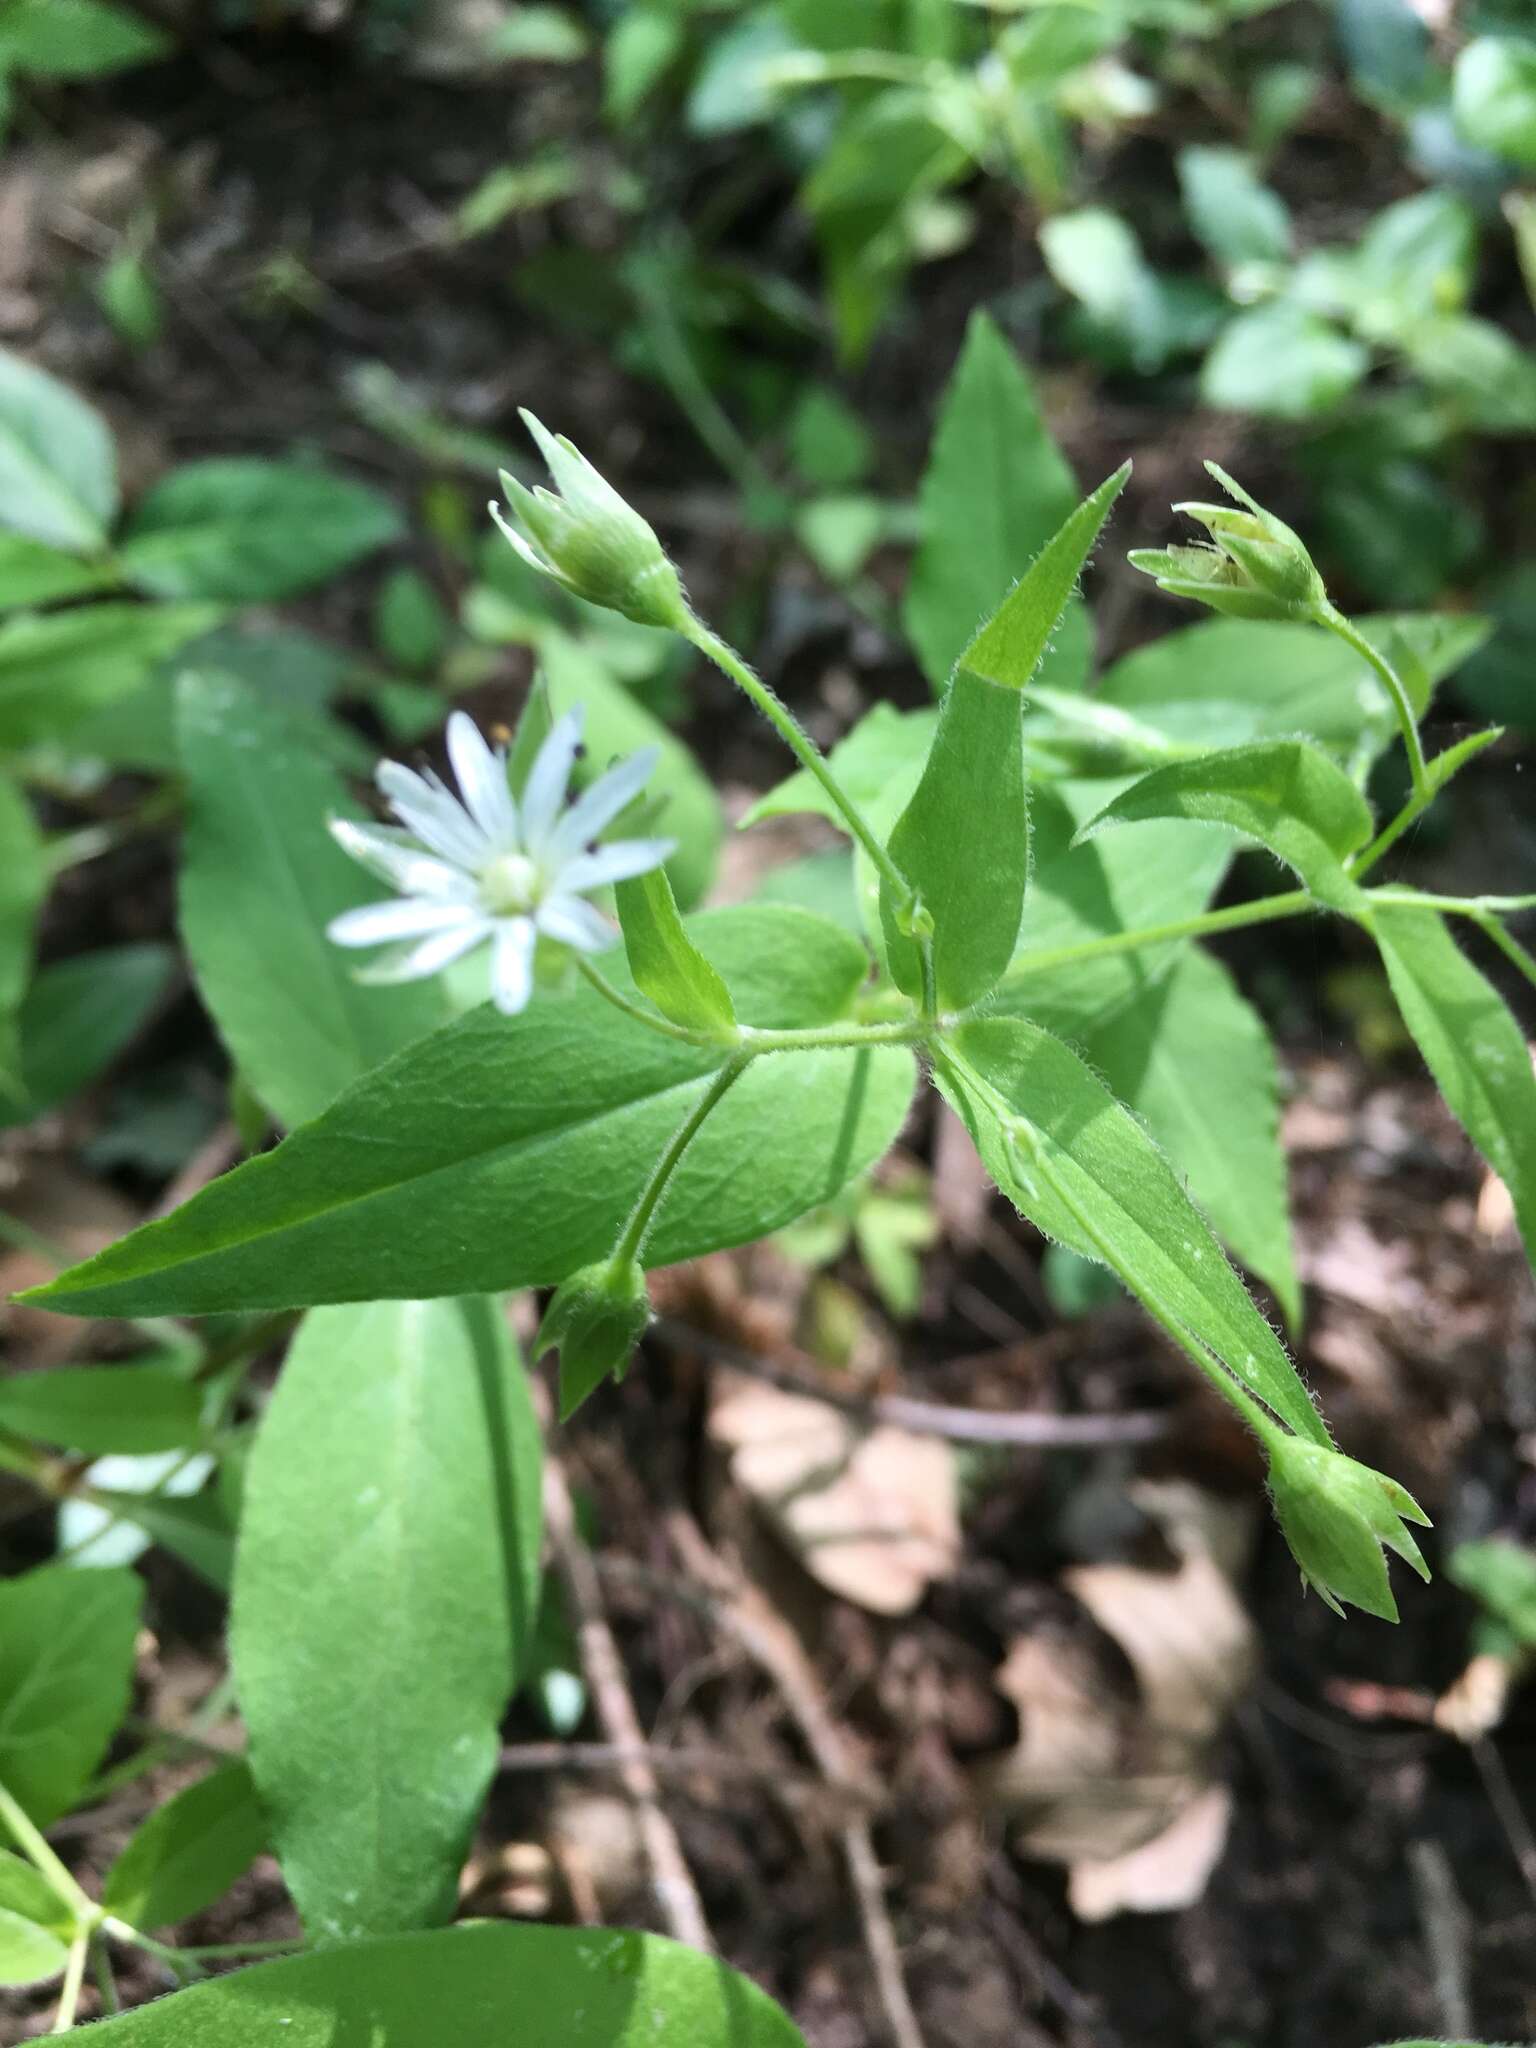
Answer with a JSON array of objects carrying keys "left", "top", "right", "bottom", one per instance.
[
  {"left": 491, "top": 918, "right": 537, "bottom": 1015},
  {"left": 520, "top": 708, "right": 583, "bottom": 853},
  {"left": 556, "top": 838, "right": 674, "bottom": 894},
  {"left": 329, "top": 819, "right": 476, "bottom": 900},
  {"left": 376, "top": 761, "right": 488, "bottom": 867},
  {"left": 353, "top": 920, "right": 490, "bottom": 985},
  {"left": 447, "top": 712, "right": 518, "bottom": 847},
  {"left": 549, "top": 747, "right": 660, "bottom": 857},
  {"left": 535, "top": 893, "right": 613, "bottom": 953},
  {"left": 327, "top": 898, "right": 481, "bottom": 948}
]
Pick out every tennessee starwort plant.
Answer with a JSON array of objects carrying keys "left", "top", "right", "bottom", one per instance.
[{"left": 6, "top": 336, "right": 1534, "bottom": 2045}]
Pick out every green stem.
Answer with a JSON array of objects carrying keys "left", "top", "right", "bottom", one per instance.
[
  {"left": 1003, "top": 887, "right": 1313, "bottom": 980},
  {"left": 682, "top": 617, "right": 915, "bottom": 913},
  {"left": 575, "top": 957, "right": 923, "bottom": 1055},
  {"left": 53, "top": 1935, "right": 88, "bottom": 2033},
  {"left": 100, "top": 1920, "right": 203, "bottom": 1982},
  {"left": 0, "top": 1779, "right": 94, "bottom": 1924},
  {"left": 612, "top": 1055, "right": 750, "bottom": 1268},
  {"left": 1366, "top": 888, "right": 1536, "bottom": 918},
  {"left": 90, "top": 1937, "right": 121, "bottom": 2016},
  {"left": 1319, "top": 604, "right": 1429, "bottom": 801}
]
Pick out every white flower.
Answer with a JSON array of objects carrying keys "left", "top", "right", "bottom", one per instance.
[{"left": 327, "top": 709, "right": 674, "bottom": 1016}]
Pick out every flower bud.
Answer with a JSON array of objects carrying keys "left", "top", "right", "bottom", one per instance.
[
  {"left": 1130, "top": 463, "right": 1327, "bottom": 623},
  {"left": 489, "top": 412, "right": 689, "bottom": 632},
  {"left": 1266, "top": 1434, "right": 1431, "bottom": 1621},
  {"left": 537, "top": 1257, "right": 652, "bottom": 1420}
]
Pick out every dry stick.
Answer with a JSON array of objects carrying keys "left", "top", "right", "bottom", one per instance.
[
  {"left": 499, "top": 1739, "right": 857, "bottom": 1815},
  {"left": 665, "top": 1510, "right": 928, "bottom": 2048},
  {"left": 538, "top": 1437, "right": 711, "bottom": 1951},
  {"left": 1470, "top": 1733, "right": 1536, "bottom": 1906},
  {"left": 1408, "top": 1838, "right": 1475, "bottom": 2042},
  {"left": 655, "top": 1318, "right": 1170, "bottom": 1448}
]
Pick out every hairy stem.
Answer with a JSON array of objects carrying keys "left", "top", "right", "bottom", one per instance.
[
  {"left": 612, "top": 1056, "right": 751, "bottom": 1268},
  {"left": 1001, "top": 887, "right": 1314, "bottom": 980},
  {"left": 575, "top": 957, "right": 923, "bottom": 1055},
  {"left": 682, "top": 617, "right": 915, "bottom": 912},
  {"left": 0, "top": 1779, "right": 94, "bottom": 1924},
  {"left": 1319, "top": 605, "right": 1429, "bottom": 801}
]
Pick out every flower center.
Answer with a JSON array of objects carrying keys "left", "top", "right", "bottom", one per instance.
[{"left": 480, "top": 851, "right": 543, "bottom": 916}]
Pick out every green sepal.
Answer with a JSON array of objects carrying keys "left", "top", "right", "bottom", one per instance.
[
  {"left": 537, "top": 1258, "right": 651, "bottom": 1420},
  {"left": 615, "top": 866, "right": 737, "bottom": 1037},
  {"left": 1265, "top": 1435, "right": 1430, "bottom": 1622}
]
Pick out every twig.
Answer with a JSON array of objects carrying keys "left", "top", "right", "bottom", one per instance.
[
  {"left": 1471, "top": 1734, "right": 1536, "bottom": 1907},
  {"left": 656, "top": 1318, "right": 1169, "bottom": 1447},
  {"left": 1408, "top": 1837, "right": 1474, "bottom": 2041},
  {"left": 539, "top": 1424, "right": 710, "bottom": 1951},
  {"left": 665, "top": 1510, "right": 927, "bottom": 2048}
]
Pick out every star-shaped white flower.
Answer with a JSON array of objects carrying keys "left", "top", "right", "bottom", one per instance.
[{"left": 327, "top": 709, "right": 673, "bottom": 1015}]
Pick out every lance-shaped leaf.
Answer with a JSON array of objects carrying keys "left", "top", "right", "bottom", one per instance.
[
  {"left": 937, "top": 1018, "right": 1329, "bottom": 1446},
  {"left": 0, "top": 1566, "right": 143, "bottom": 1823},
  {"left": 1074, "top": 738, "right": 1373, "bottom": 910},
  {"left": 904, "top": 310, "right": 1082, "bottom": 691},
  {"left": 1077, "top": 947, "right": 1299, "bottom": 1328},
  {"left": 615, "top": 865, "right": 736, "bottom": 1036},
  {"left": 0, "top": 347, "right": 118, "bottom": 554},
  {"left": 25, "top": 908, "right": 916, "bottom": 1320},
  {"left": 102, "top": 1762, "right": 266, "bottom": 1932},
  {"left": 57, "top": 1923, "right": 807, "bottom": 2046},
  {"left": 1368, "top": 905, "right": 1536, "bottom": 1268},
  {"left": 232, "top": 1297, "right": 542, "bottom": 1940},
  {"left": 881, "top": 467, "right": 1129, "bottom": 1010},
  {"left": 0, "top": 1360, "right": 201, "bottom": 1457}
]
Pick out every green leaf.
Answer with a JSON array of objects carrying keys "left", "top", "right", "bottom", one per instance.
[
  {"left": 1074, "top": 739, "right": 1373, "bottom": 908},
  {"left": 1400, "top": 315, "right": 1536, "bottom": 434},
  {"left": 58, "top": 1923, "right": 807, "bottom": 2045},
  {"left": 177, "top": 671, "right": 451, "bottom": 1128},
  {"left": 540, "top": 630, "right": 721, "bottom": 909},
  {"left": 0, "top": 1361, "right": 201, "bottom": 1456},
  {"left": 373, "top": 567, "right": 448, "bottom": 672},
  {"left": 1040, "top": 208, "right": 1185, "bottom": 374},
  {"left": 0, "top": 602, "right": 221, "bottom": 751},
  {"left": 615, "top": 867, "right": 737, "bottom": 1036},
  {"left": 0, "top": 1849, "right": 70, "bottom": 1933},
  {"left": 88, "top": 1486, "right": 234, "bottom": 1592},
  {"left": 998, "top": 780, "right": 1234, "bottom": 1031},
  {"left": 882, "top": 468, "right": 1129, "bottom": 1007},
  {"left": 937, "top": 1018, "right": 1328, "bottom": 1445},
  {"left": 0, "top": 1905, "right": 67, "bottom": 1987},
  {"left": 0, "top": 534, "right": 116, "bottom": 612},
  {"left": 1178, "top": 145, "right": 1291, "bottom": 265},
  {"left": 27, "top": 910, "right": 914, "bottom": 1321},
  {"left": 1094, "top": 611, "right": 1487, "bottom": 764},
  {"left": 102, "top": 1762, "right": 265, "bottom": 1932},
  {"left": 232, "top": 1296, "right": 541, "bottom": 1939},
  {"left": 0, "top": 942, "right": 174, "bottom": 1129},
  {"left": 1202, "top": 302, "right": 1367, "bottom": 419},
  {"left": 0, "top": 0, "right": 168, "bottom": 77},
  {"left": 1368, "top": 906, "right": 1536, "bottom": 1268},
  {"left": 0, "top": 1565, "right": 143, "bottom": 1824},
  {"left": 1078, "top": 947, "right": 1299, "bottom": 1327},
  {"left": 1454, "top": 36, "right": 1536, "bottom": 167},
  {"left": 0, "top": 769, "right": 43, "bottom": 1087},
  {"left": 0, "top": 348, "right": 118, "bottom": 553},
  {"left": 30, "top": 909, "right": 913, "bottom": 1320},
  {"left": 903, "top": 311, "right": 1081, "bottom": 691},
  {"left": 121, "top": 460, "right": 402, "bottom": 603}
]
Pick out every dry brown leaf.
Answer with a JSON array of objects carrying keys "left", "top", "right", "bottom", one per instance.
[
  {"left": 1068, "top": 1783, "right": 1233, "bottom": 1921},
  {"left": 976, "top": 1485, "right": 1255, "bottom": 1917},
  {"left": 709, "top": 1370, "right": 959, "bottom": 1616}
]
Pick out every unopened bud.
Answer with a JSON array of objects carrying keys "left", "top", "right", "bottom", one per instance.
[
  {"left": 537, "top": 1257, "right": 652, "bottom": 1420},
  {"left": 1266, "top": 1434, "right": 1430, "bottom": 1622},
  {"left": 1130, "top": 463, "right": 1326, "bottom": 623},
  {"left": 490, "top": 412, "right": 689, "bottom": 632}
]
